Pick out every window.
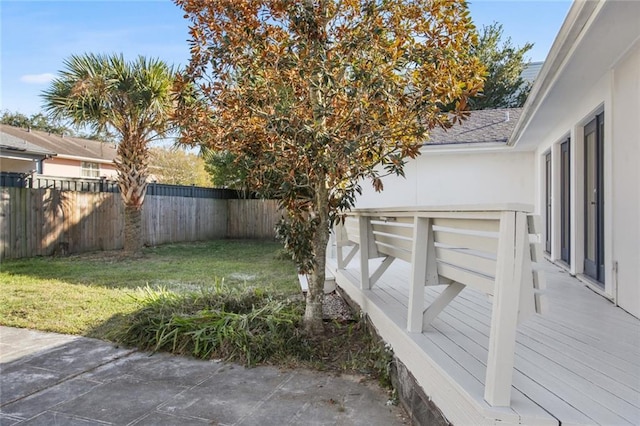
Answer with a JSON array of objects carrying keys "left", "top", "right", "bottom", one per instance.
[{"left": 81, "top": 161, "right": 100, "bottom": 178}]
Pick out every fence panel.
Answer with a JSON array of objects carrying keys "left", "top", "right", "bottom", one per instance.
[
  {"left": 0, "top": 187, "right": 280, "bottom": 259},
  {"left": 141, "top": 196, "right": 228, "bottom": 246},
  {"left": 227, "top": 199, "right": 282, "bottom": 240},
  {"left": 1, "top": 172, "right": 250, "bottom": 199}
]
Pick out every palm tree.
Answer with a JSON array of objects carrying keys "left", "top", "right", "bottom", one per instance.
[{"left": 42, "top": 53, "right": 177, "bottom": 253}]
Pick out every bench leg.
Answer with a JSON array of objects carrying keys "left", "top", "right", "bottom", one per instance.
[
  {"left": 358, "top": 216, "right": 370, "bottom": 289},
  {"left": 422, "top": 282, "right": 465, "bottom": 329},
  {"left": 484, "top": 211, "right": 526, "bottom": 407},
  {"left": 408, "top": 217, "right": 430, "bottom": 332}
]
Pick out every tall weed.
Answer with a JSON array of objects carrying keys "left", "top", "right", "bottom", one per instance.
[{"left": 112, "top": 284, "right": 393, "bottom": 385}]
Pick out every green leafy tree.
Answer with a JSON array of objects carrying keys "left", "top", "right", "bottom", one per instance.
[
  {"left": 149, "top": 147, "right": 211, "bottom": 187},
  {"left": 0, "top": 110, "right": 73, "bottom": 135},
  {"left": 201, "top": 148, "right": 254, "bottom": 194},
  {"left": 469, "top": 22, "right": 533, "bottom": 110},
  {"left": 42, "top": 54, "right": 178, "bottom": 253},
  {"left": 174, "top": 0, "right": 484, "bottom": 333},
  {"left": 76, "top": 128, "right": 117, "bottom": 143}
]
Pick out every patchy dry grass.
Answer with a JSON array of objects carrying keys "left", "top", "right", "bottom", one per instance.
[
  {"left": 0, "top": 240, "right": 298, "bottom": 335},
  {"left": 0, "top": 240, "right": 394, "bottom": 386}
]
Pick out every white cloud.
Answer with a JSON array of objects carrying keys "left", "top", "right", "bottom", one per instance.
[{"left": 20, "top": 73, "right": 55, "bottom": 84}]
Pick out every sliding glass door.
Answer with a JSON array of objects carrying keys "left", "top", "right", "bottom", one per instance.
[
  {"left": 545, "top": 152, "right": 552, "bottom": 253},
  {"left": 584, "top": 114, "right": 605, "bottom": 285},
  {"left": 560, "top": 139, "right": 571, "bottom": 264}
]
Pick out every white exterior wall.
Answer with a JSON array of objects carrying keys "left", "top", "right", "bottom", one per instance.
[
  {"left": 533, "top": 41, "right": 640, "bottom": 317},
  {"left": 611, "top": 41, "right": 640, "bottom": 317},
  {"left": 533, "top": 72, "right": 610, "bottom": 281},
  {"left": 356, "top": 150, "right": 535, "bottom": 209}
]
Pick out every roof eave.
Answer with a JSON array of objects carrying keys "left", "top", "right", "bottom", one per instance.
[
  {"left": 53, "top": 154, "right": 117, "bottom": 164},
  {"left": 420, "top": 141, "right": 511, "bottom": 154},
  {"left": 508, "top": 0, "right": 602, "bottom": 147}
]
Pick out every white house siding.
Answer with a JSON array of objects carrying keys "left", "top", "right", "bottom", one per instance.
[
  {"left": 355, "top": 150, "right": 535, "bottom": 208},
  {"left": 531, "top": 42, "right": 640, "bottom": 318},
  {"left": 532, "top": 73, "right": 610, "bottom": 288},
  {"left": 611, "top": 41, "right": 640, "bottom": 317}
]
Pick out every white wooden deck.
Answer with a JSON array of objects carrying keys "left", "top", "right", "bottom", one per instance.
[{"left": 329, "top": 258, "right": 640, "bottom": 425}]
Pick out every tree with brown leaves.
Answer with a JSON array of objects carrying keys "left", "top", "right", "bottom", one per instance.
[{"left": 174, "top": 0, "right": 484, "bottom": 334}]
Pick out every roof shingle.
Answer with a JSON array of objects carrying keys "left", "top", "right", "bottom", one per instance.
[
  {"left": 425, "top": 108, "right": 522, "bottom": 146},
  {"left": 0, "top": 125, "right": 117, "bottom": 161}
]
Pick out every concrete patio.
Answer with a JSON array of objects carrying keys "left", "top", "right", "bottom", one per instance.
[{"left": 0, "top": 326, "right": 407, "bottom": 425}]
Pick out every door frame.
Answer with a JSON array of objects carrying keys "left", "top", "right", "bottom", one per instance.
[
  {"left": 560, "top": 138, "right": 571, "bottom": 265},
  {"left": 583, "top": 113, "right": 605, "bottom": 285},
  {"left": 544, "top": 151, "right": 552, "bottom": 254}
]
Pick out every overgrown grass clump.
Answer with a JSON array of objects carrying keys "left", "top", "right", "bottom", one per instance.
[
  {"left": 110, "top": 284, "right": 394, "bottom": 385},
  {"left": 112, "top": 284, "right": 305, "bottom": 366}
]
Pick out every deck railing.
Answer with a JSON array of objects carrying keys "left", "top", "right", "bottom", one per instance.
[{"left": 333, "top": 204, "right": 545, "bottom": 407}]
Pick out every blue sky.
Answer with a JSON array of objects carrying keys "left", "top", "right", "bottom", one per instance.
[{"left": 1, "top": 0, "right": 572, "bottom": 116}]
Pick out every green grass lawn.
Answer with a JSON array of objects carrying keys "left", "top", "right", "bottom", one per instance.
[
  {"left": 0, "top": 239, "right": 395, "bottom": 386},
  {"left": 0, "top": 240, "right": 299, "bottom": 337}
]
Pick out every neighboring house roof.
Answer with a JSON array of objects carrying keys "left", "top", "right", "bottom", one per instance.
[
  {"left": 0, "top": 124, "right": 117, "bottom": 163},
  {"left": 424, "top": 108, "right": 522, "bottom": 146},
  {"left": 521, "top": 61, "right": 544, "bottom": 85},
  {"left": 0, "top": 129, "right": 56, "bottom": 160}
]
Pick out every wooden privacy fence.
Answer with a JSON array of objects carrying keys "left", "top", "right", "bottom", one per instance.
[
  {"left": 335, "top": 204, "right": 545, "bottom": 407},
  {"left": 0, "top": 187, "right": 281, "bottom": 259}
]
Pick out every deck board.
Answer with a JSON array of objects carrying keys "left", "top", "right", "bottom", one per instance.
[
  {"left": 332, "top": 258, "right": 640, "bottom": 425},
  {"left": 339, "top": 265, "right": 556, "bottom": 425}
]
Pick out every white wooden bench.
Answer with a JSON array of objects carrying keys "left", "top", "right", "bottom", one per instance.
[{"left": 335, "top": 204, "right": 545, "bottom": 407}]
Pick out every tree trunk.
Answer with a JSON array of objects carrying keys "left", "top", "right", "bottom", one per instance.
[
  {"left": 304, "top": 181, "right": 330, "bottom": 334},
  {"left": 123, "top": 204, "right": 143, "bottom": 253},
  {"left": 117, "top": 136, "right": 149, "bottom": 255}
]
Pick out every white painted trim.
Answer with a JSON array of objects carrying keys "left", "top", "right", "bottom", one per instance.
[
  {"left": 575, "top": 274, "right": 614, "bottom": 302},
  {"left": 551, "top": 143, "right": 560, "bottom": 263},
  {"left": 54, "top": 154, "right": 115, "bottom": 165},
  {"left": 570, "top": 122, "right": 583, "bottom": 277},
  {"left": 510, "top": 1, "right": 604, "bottom": 147},
  {"left": 603, "top": 77, "right": 615, "bottom": 300},
  {"left": 420, "top": 143, "right": 513, "bottom": 154},
  {"left": 352, "top": 203, "right": 533, "bottom": 214}
]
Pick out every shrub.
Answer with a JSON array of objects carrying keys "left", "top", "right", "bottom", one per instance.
[{"left": 111, "top": 284, "right": 394, "bottom": 386}]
